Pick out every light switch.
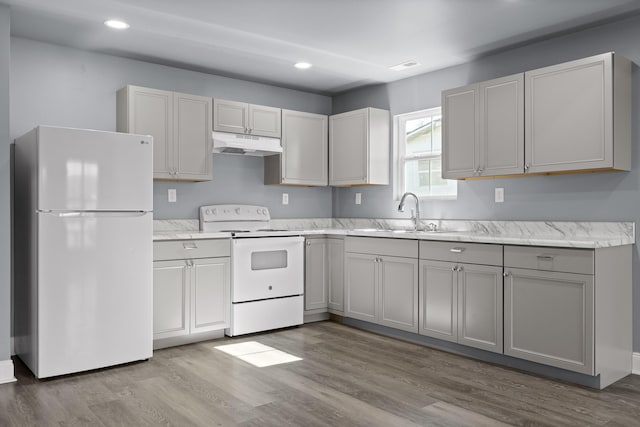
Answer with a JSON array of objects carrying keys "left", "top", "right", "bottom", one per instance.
[
  {"left": 168, "top": 189, "right": 177, "bottom": 203},
  {"left": 355, "top": 193, "right": 362, "bottom": 205},
  {"left": 282, "top": 193, "right": 289, "bottom": 205},
  {"left": 495, "top": 187, "right": 504, "bottom": 203}
]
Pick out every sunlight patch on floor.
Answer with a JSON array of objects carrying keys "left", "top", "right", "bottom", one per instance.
[{"left": 215, "top": 341, "right": 303, "bottom": 367}]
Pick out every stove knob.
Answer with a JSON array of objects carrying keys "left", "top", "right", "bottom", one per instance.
[
  {"left": 212, "top": 209, "right": 217, "bottom": 215},
  {"left": 256, "top": 208, "right": 261, "bottom": 214},
  {"left": 235, "top": 208, "right": 241, "bottom": 214},
  {"left": 206, "top": 209, "right": 212, "bottom": 215},
  {"left": 262, "top": 209, "right": 267, "bottom": 215}
]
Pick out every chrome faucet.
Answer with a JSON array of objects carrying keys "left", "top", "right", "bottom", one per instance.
[{"left": 398, "top": 192, "right": 421, "bottom": 231}]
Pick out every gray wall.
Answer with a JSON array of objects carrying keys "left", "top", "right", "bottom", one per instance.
[
  {"left": 10, "top": 37, "right": 333, "bottom": 219},
  {"left": 332, "top": 15, "right": 640, "bottom": 350},
  {"left": 0, "top": 5, "right": 9, "bottom": 363}
]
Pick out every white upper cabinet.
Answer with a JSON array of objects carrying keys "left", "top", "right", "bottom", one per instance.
[
  {"left": 264, "top": 109, "right": 328, "bottom": 186},
  {"left": 329, "top": 107, "right": 390, "bottom": 186},
  {"left": 441, "top": 52, "right": 630, "bottom": 179},
  {"left": 525, "top": 52, "right": 631, "bottom": 173},
  {"left": 442, "top": 74, "right": 523, "bottom": 179},
  {"left": 213, "top": 98, "right": 281, "bottom": 138},
  {"left": 117, "top": 85, "right": 212, "bottom": 181}
]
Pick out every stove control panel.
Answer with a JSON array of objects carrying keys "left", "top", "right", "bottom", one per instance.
[{"left": 200, "top": 204, "right": 271, "bottom": 223}]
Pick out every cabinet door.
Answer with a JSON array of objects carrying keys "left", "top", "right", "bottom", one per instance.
[
  {"left": 191, "top": 258, "right": 230, "bottom": 333},
  {"left": 174, "top": 93, "right": 213, "bottom": 181},
  {"left": 525, "top": 53, "right": 613, "bottom": 173},
  {"left": 379, "top": 256, "right": 418, "bottom": 333},
  {"left": 419, "top": 260, "right": 457, "bottom": 342},
  {"left": 344, "top": 253, "right": 377, "bottom": 322},
  {"left": 281, "top": 110, "right": 328, "bottom": 186},
  {"left": 442, "top": 84, "right": 478, "bottom": 179},
  {"left": 457, "top": 264, "right": 503, "bottom": 353},
  {"left": 305, "top": 238, "right": 328, "bottom": 311},
  {"left": 504, "top": 268, "right": 594, "bottom": 374},
  {"left": 213, "top": 99, "right": 248, "bottom": 134},
  {"left": 328, "top": 238, "right": 345, "bottom": 313},
  {"left": 126, "top": 86, "right": 174, "bottom": 180},
  {"left": 479, "top": 74, "right": 524, "bottom": 177},
  {"left": 249, "top": 104, "right": 281, "bottom": 138},
  {"left": 329, "top": 109, "right": 368, "bottom": 186},
  {"left": 153, "top": 260, "right": 189, "bottom": 339}
]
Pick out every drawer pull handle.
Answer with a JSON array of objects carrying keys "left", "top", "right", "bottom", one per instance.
[
  {"left": 537, "top": 254, "right": 555, "bottom": 261},
  {"left": 183, "top": 243, "right": 198, "bottom": 250},
  {"left": 450, "top": 247, "right": 465, "bottom": 253}
]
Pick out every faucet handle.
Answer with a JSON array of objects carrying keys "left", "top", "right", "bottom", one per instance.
[{"left": 426, "top": 222, "right": 438, "bottom": 232}]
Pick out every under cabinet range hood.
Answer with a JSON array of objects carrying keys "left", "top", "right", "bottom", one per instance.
[{"left": 212, "top": 131, "right": 282, "bottom": 156}]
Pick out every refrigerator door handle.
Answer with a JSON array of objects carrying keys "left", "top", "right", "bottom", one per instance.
[{"left": 39, "top": 210, "right": 151, "bottom": 218}]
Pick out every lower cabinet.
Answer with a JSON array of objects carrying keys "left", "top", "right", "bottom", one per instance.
[
  {"left": 153, "top": 239, "right": 230, "bottom": 343},
  {"left": 327, "top": 238, "right": 345, "bottom": 313},
  {"left": 419, "top": 241, "right": 503, "bottom": 354},
  {"left": 504, "top": 268, "right": 593, "bottom": 374},
  {"left": 305, "top": 238, "right": 328, "bottom": 311},
  {"left": 344, "top": 237, "right": 419, "bottom": 333},
  {"left": 419, "top": 260, "right": 503, "bottom": 353},
  {"left": 304, "top": 236, "right": 345, "bottom": 315}
]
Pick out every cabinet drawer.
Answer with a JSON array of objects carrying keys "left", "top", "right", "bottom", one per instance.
[
  {"left": 345, "top": 237, "right": 418, "bottom": 258},
  {"left": 419, "top": 241, "right": 502, "bottom": 266},
  {"left": 504, "top": 246, "right": 593, "bottom": 275},
  {"left": 154, "top": 239, "right": 230, "bottom": 261}
]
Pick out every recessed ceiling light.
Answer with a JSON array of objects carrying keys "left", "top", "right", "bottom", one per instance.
[
  {"left": 390, "top": 60, "right": 421, "bottom": 71},
  {"left": 104, "top": 20, "right": 130, "bottom": 30},
  {"left": 294, "top": 62, "right": 312, "bottom": 70}
]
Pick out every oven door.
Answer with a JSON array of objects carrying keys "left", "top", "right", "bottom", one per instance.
[{"left": 231, "top": 236, "right": 304, "bottom": 302}]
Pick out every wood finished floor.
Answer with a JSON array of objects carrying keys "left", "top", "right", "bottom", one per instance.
[{"left": 2, "top": 321, "right": 640, "bottom": 426}]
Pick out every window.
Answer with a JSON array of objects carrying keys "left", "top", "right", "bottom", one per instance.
[{"left": 396, "top": 107, "right": 457, "bottom": 199}]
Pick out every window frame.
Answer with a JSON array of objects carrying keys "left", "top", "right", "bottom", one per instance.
[{"left": 395, "top": 107, "right": 457, "bottom": 201}]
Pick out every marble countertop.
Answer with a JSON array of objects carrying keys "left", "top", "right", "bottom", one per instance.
[{"left": 153, "top": 219, "right": 635, "bottom": 249}]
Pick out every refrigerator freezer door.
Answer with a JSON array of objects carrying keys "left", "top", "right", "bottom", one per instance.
[
  {"left": 37, "top": 126, "right": 153, "bottom": 211},
  {"left": 36, "top": 211, "right": 152, "bottom": 378}
]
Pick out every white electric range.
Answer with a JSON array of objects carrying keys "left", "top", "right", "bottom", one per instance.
[{"left": 200, "top": 204, "right": 304, "bottom": 336}]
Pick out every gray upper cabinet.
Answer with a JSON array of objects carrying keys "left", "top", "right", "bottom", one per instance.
[
  {"left": 480, "top": 74, "right": 524, "bottom": 177},
  {"left": 442, "top": 52, "right": 631, "bottom": 179},
  {"left": 264, "top": 109, "right": 328, "bottom": 186},
  {"left": 117, "top": 85, "right": 212, "bottom": 181},
  {"left": 329, "top": 108, "right": 390, "bottom": 186},
  {"left": 442, "top": 74, "right": 523, "bottom": 179},
  {"left": 525, "top": 52, "right": 631, "bottom": 173},
  {"left": 213, "top": 98, "right": 281, "bottom": 138},
  {"left": 442, "top": 84, "right": 478, "bottom": 179}
]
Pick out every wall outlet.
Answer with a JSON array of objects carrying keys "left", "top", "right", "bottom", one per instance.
[
  {"left": 495, "top": 187, "right": 504, "bottom": 203},
  {"left": 168, "top": 189, "right": 177, "bottom": 203},
  {"left": 282, "top": 193, "right": 289, "bottom": 205},
  {"left": 355, "top": 193, "right": 362, "bottom": 205}
]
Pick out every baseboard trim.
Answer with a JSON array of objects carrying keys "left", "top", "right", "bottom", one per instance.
[
  {"left": 632, "top": 353, "right": 640, "bottom": 375},
  {"left": 0, "top": 359, "right": 16, "bottom": 385}
]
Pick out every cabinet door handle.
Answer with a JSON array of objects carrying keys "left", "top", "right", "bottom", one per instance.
[
  {"left": 306, "top": 241, "right": 311, "bottom": 246},
  {"left": 449, "top": 247, "right": 465, "bottom": 253},
  {"left": 536, "top": 254, "right": 555, "bottom": 261},
  {"left": 183, "top": 242, "right": 198, "bottom": 250},
  {"left": 524, "top": 163, "right": 530, "bottom": 172},
  {"left": 503, "top": 271, "right": 510, "bottom": 277},
  {"left": 451, "top": 265, "right": 458, "bottom": 272}
]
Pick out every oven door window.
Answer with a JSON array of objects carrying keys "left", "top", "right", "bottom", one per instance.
[{"left": 251, "top": 250, "right": 288, "bottom": 271}]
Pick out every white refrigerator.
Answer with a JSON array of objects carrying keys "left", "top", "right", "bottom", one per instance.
[{"left": 14, "top": 126, "right": 153, "bottom": 378}]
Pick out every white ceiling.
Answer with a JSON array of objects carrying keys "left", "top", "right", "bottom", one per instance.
[{"left": 5, "top": 0, "right": 640, "bottom": 94}]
